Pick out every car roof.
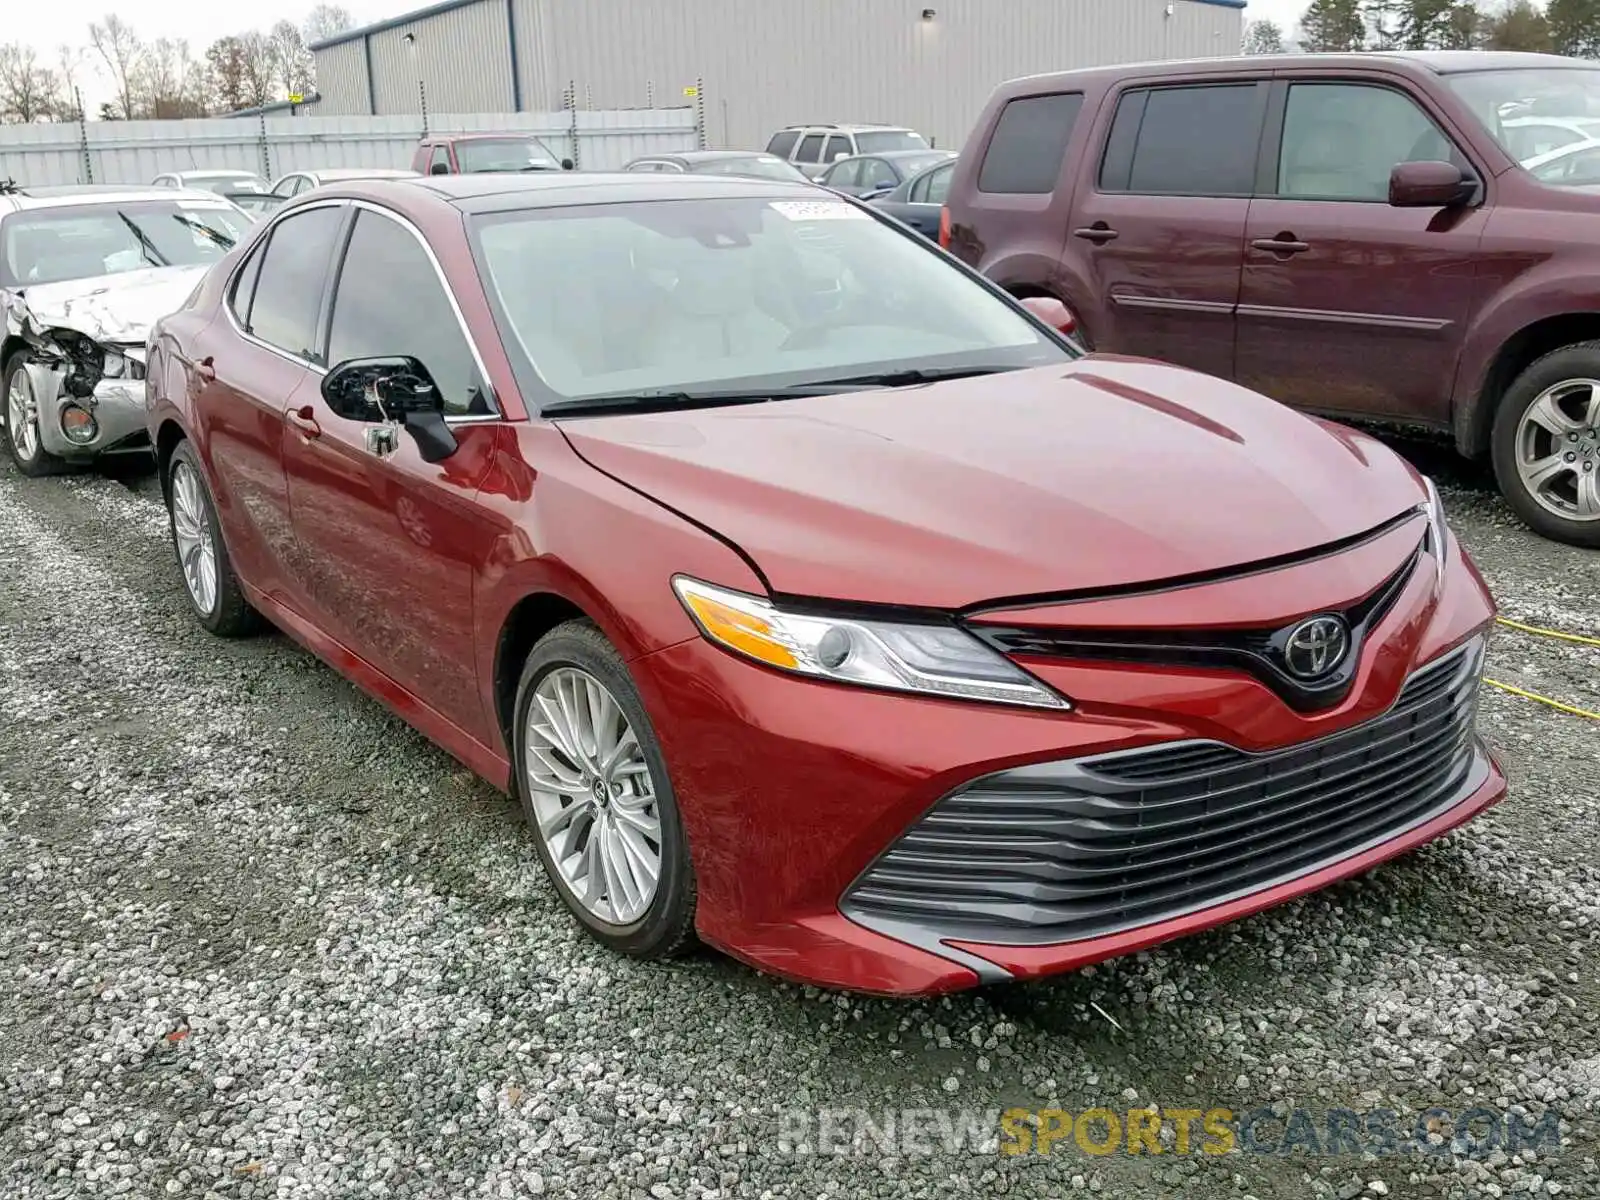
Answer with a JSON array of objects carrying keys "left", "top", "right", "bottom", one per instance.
[
  {"left": 998, "top": 50, "right": 1596, "bottom": 94},
  {"left": 304, "top": 168, "right": 419, "bottom": 179},
  {"left": 635, "top": 150, "right": 782, "bottom": 163},
  {"left": 326, "top": 171, "right": 822, "bottom": 215},
  {"left": 164, "top": 169, "right": 261, "bottom": 178},
  {"left": 780, "top": 123, "right": 916, "bottom": 133},
  {"left": 426, "top": 131, "right": 553, "bottom": 142}
]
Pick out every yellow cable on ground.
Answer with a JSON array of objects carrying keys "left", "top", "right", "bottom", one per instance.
[
  {"left": 1494, "top": 616, "right": 1600, "bottom": 649},
  {"left": 1481, "top": 678, "right": 1600, "bottom": 723}
]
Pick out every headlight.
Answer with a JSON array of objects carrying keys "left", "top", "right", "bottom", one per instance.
[
  {"left": 672, "top": 577, "right": 1070, "bottom": 710},
  {"left": 1419, "top": 475, "right": 1448, "bottom": 585}
]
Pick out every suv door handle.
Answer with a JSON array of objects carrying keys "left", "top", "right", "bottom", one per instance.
[
  {"left": 1074, "top": 224, "right": 1119, "bottom": 244},
  {"left": 286, "top": 405, "right": 321, "bottom": 440},
  {"left": 1251, "top": 236, "right": 1311, "bottom": 255}
]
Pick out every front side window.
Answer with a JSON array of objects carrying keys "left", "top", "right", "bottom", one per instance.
[
  {"left": 1277, "top": 82, "right": 1458, "bottom": 201},
  {"left": 859, "top": 159, "right": 899, "bottom": 190},
  {"left": 453, "top": 137, "right": 562, "bottom": 173},
  {"left": 1528, "top": 141, "right": 1600, "bottom": 186},
  {"left": 1101, "top": 83, "right": 1266, "bottom": 197},
  {"left": 470, "top": 195, "right": 1074, "bottom": 410},
  {"left": 244, "top": 205, "right": 346, "bottom": 359},
  {"left": 823, "top": 135, "right": 854, "bottom": 164},
  {"left": 823, "top": 159, "right": 860, "bottom": 188},
  {"left": 429, "top": 144, "right": 452, "bottom": 174},
  {"left": 1447, "top": 67, "right": 1600, "bottom": 171},
  {"left": 0, "top": 200, "right": 253, "bottom": 288},
  {"left": 979, "top": 93, "right": 1084, "bottom": 194},
  {"left": 327, "top": 209, "right": 488, "bottom": 416}
]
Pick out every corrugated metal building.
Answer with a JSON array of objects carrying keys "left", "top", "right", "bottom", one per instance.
[{"left": 310, "top": 0, "right": 1245, "bottom": 150}]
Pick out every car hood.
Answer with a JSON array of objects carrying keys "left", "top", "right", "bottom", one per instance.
[
  {"left": 7, "top": 264, "right": 207, "bottom": 347},
  {"left": 558, "top": 357, "right": 1428, "bottom": 610}
]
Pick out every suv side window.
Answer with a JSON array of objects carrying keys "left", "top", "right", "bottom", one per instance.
[
  {"left": 823, "top": 134, "right": 854, "bottom": 165},
  {"left": 1278, "top": 82, "right": 1459, "bottom": 201},
  {"left": 795, "top": 133, "right": 825, "bottom": 164},
  {"left": 326, "top": 208, "right": 489, "bottom": 417},
  {"left": 429, "top": 144, "right": 452, "bottom": 174},
  {"left": 245, "top": 205, "right": 345, "bottom": 359},
  {"left": 1101, "top": 83, "right": 1267, "bottom": 197},
  {"left": 767, "top": 130, "right": 799, "bottom": 158},
  {"left": 978, "top": 93, "right": 1085, "bottom": 194}
]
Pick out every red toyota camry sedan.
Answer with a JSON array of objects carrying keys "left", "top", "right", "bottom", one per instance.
[{"left": 145, "top": 173, "right": 1506, "bottom": 996}]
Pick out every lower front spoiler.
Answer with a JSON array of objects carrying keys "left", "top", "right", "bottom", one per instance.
[
  {"left": 704, "top": 746, "right": 1505, "bottom": 998},
  {"left": 24, "top": 362, "right": 152, "bottom": 459}
]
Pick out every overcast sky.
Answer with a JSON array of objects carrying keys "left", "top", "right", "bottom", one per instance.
[{"left": 14, "top": 0, "right": 1315, "bottom": 114}]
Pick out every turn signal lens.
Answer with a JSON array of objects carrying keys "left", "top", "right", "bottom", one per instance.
[
  {"left": 676, "top": 585, "right": 800, "bottom": 670},
  {"left": 937, "top": 205, "right": 951, "bottom": 249}
]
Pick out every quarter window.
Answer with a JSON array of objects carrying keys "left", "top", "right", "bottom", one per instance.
[
  {"left": 1278, "top": 82, "right": 1459, "bottom": 201},
  {"left": 1102, "top": 84, "right": 1266, "bottom": 197},
  {"left": 913, "top": 162, "right": 955, "bottom": 204},
  {"left": 326, "top": 209, "right": 488, "bottom": 416},
  {"left": 229, "top": 241, "right": 266, "bottom": 326},
  {"left": 245, "top": 205, "right": 345, "bottom": 359},
  {"left": 978, "top": 93, "right": 1085, "bottom": 194}
]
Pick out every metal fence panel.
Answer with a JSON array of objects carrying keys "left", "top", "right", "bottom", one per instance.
[{"left": 0, "top": 107, "right": 698, "bottom": 186}]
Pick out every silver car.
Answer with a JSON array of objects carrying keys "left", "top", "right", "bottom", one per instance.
[{"left": 1, "top": 183, "right": 253, "bottom": 474}]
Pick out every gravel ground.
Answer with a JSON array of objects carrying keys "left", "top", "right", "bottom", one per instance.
[{"left": 1, "top": 439, "right": 1596, "bottom": 1200}]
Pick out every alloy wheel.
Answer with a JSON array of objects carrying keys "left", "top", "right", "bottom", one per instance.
[
  {"left": 170, "top": 461, "right": 219, "bottom": 615},
  {"left": 6, "top": 367, "right": 40, "bottom": 463},
  {"left": 523, "top": 666, "right": 663, "bottom": 925},
  {"left": 1515, "top": 378, "right": 1600, "bottom": 523}
]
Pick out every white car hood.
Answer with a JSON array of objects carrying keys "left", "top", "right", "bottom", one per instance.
[{"left": 7, "top": 264, "right": 207, "bottom": 347}]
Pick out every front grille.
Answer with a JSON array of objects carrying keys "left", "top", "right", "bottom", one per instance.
[{"left": 842, "top": 639, "right": 1486, "bottom": 947}]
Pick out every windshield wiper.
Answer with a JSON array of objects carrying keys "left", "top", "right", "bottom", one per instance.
[
  {"left": 116, "top": 212, "right": 169, "bottom": 268},
  {"left": 171, "top": 212, "right": 236, "bottom": 249},
  {"left": 801, "top": 364, "right": 1012, "bottom": 389},
  {"left": 542, "top": 389, "right": 785, "bottom": 417}
]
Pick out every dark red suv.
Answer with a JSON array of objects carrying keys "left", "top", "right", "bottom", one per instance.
[{"left": 944, "top": 50, "right": 1600, "bottom": 548}]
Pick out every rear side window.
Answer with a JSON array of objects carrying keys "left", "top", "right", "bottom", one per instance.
[
  {"left": 767, "top": 130, "right": 799, "bottom": 157},
  {"left": 245, "top": 205, "right": 345, "bottom": 360},
  {"left": 1100, "top": 83, "right": 1267, "bottom": 197},
  {"left": 977, "top": 93, "right": 1085, "bottom": 194},
  {"left": 796, "top": 134, "right": 825, "bottom": 163}
]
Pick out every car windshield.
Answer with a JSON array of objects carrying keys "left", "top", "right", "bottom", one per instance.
[
  {"left": 0, "top": 200, "right": 252, "bottom": 287},
  {"left": 1446, "top": 67, "right": 1600, "bottom": 171},
  {"left": 692, "top": 156, "right": 806, "bottom": 181},
  {"left": 455, "top": 138, "right": 563, "bottom": 172},
  {"left": 854, "top": 130, "right": 929, "bottom": 153},
  {"left": 470, "top": 195, "right": 1074, "bottom": 409}
]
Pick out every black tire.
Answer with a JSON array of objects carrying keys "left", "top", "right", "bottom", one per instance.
[
  {"left": 1491, "top": 342, "right": 1600, "bottom": 549},
  {"left": 165, "top": 439, "right": 261, "bottom": 637},
  {"left": 2, "top": 352, "right": 72, "bottom": 477},
  {"left": 511, "top": 620, "right": 697, "bottom": 959}
]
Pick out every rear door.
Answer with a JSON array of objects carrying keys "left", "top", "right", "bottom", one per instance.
[
  {"left": 1070, "top": 79, "right": 1267, "bottom": 379},
  {"left": 1233, "top": 76, "right": 1488, "bottom": 425},
  {"left": 792, "top": 132, "right": 827, "bottom": 176},
  {"left": 876, "top": 160, "right": 953, "bottom": 239}
]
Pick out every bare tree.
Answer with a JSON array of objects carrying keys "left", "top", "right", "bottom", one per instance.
[
  {"left": 302, "top": 4, "right": 356, "bottom": 46},
  {"left": 137, "top": 38, "right": 208, "bottom": 119},
  {"left": 0, "top": 43, "right": 66, "bottom": 122},
  {"left": 89, "top": 14, "right": 146, "bottom": 119},
  {"left": 206, "top": 36, "right": 251, "bottom": 114},
  {"left": 268, "top": 20, "right": 313, "bottom": 98},
  {"left": 56, "top": 44, "right": 86, "bottom": 119},
  {"left": 238, "top": 30, "right": 278, "bottom": 108}
]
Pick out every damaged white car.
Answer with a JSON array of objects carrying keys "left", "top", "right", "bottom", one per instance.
[{"left": 1, "top": 183, "right": 252, "bottom": 475}]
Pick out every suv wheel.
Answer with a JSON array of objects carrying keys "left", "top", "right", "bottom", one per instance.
[{"left": 1492, "top": 344, "right": 1600, "bottom": 548}]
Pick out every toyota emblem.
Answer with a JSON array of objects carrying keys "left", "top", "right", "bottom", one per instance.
[{"left": 1281, "top": 615, "right": 1350, "bottom": 679}]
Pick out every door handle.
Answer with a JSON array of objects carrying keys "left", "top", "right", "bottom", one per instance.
[
  {"left": 1074, "top": 224, "right": 1120, "bottom": 244},
  {"left": 286, "top": 405, "right": 321, "bottom": 440},
  {"left": 194, "top": 357, "right": 215, "bottom": 383},
  {"left": 1251, "top": 236, "right": 1311, "bottom": 255}
]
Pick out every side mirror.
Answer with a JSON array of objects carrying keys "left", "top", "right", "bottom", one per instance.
[
  {"left": 321, "top": 356, "right": 458, "bottom": 463},
  {"left": 1019, "top": 295, "right": 1077, "bottom": 338},
  {"left": 862, "top": 185, "right": 894, "bottom": 201},
  {"left": 1389, "top": 160, "right": 1474, "bottom": 208},
  {"left": 429, "top": 161, "right": 450, "bottom": 175},
  {"left": 832, "top": 151, "right": 848, "bottom": 162},
  {"left": 561, "top": 158, "right": 574, "bottom": 170}
]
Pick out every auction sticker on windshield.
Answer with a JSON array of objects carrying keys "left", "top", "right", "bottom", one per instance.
[{"left": 769, "top": 200, "right": 868, "bottom": 221}]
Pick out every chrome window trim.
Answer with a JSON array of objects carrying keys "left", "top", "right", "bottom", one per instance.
[{"left": 220, "top": 196, "right": 504, "bottom": 425}]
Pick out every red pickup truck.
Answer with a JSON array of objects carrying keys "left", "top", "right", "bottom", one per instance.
[
  {"left": 412, "top": 133, "right": 573, "bottom": 175},
  {"left": 944, "top": 50, "right": 1600, "bottom": 548}
]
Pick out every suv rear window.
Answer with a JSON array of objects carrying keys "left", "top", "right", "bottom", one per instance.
[
  {"left": 978, "top": 93, "right": 1084, "bottom": 194},
  {"left": 1100, "top": 83, "right": 1267, "bottom": 197}
]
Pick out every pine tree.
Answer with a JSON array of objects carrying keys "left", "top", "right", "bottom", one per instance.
[
  {"left": 1548, "top": 0, "right": 1600, "bottom": 56},
  {"left": 1301, "top": 0, "right": 1368, "bottom": 50}
]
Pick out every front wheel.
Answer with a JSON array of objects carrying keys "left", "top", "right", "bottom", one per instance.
[
  {"left": 1491, "top": 344, "right": 1600, "bottom": 549},
  {"left": 3, "top": 353, "right": 70, "bottom": 477},
  {"left": 512, "top": 621, "right": 697, "bottom": 959}
]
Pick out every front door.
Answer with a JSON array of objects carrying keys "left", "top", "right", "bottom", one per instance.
[
  {"left": 281, "top": 204, "right": 501, "bottom": 742},
  {"left": 1068, "top": 80, "right": 1267, "bottom": 379},
  {"left": 1234, "top": 79, "right": 1489, "bottom": 426}
]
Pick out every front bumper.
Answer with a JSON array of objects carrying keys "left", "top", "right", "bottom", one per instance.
[
  {"left": 25, "top": 357, "right": 151, "bottom": 459},
  {"left": 628, "top": 519, "right": 1505, "bottom": 997}
]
